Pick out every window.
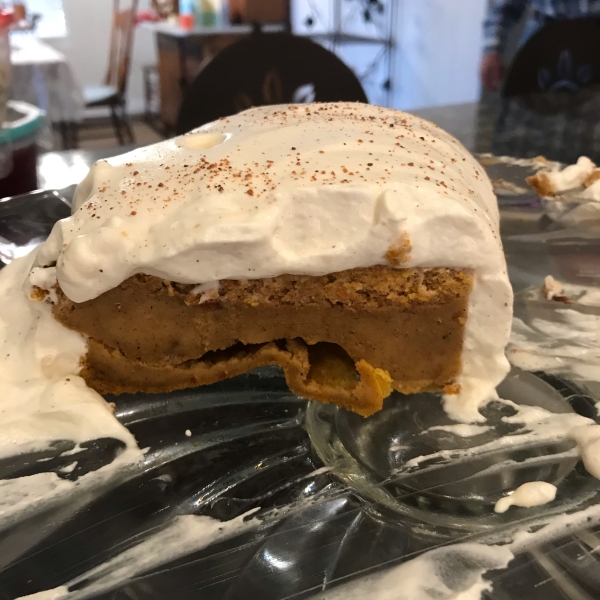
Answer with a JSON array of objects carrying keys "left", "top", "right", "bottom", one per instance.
[{"left": 24, "top": 0, "right": 68, "bottom": 39}]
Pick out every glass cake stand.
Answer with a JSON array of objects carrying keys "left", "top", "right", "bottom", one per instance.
[{"left": 0, "top": 159, "right": 599, "bottom": 600}]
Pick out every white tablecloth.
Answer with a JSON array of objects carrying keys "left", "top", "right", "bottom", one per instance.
[{"left": 9, "top": 35, "right": 84, "bottom": 123}]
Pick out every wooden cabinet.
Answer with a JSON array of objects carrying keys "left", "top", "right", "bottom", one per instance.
[
  {"left": 229, "top": 0, "right": 289, "bottom": 25},
  {"left": 156, "top": 30, "right": 244, "bottom": 131},
  {"left": 148, "top": 21, "right": 288, "bottom": 132}
]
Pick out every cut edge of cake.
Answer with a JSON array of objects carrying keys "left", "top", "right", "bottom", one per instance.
[{"left": 32, "top": 265, "right": 474, "bottom": 417}]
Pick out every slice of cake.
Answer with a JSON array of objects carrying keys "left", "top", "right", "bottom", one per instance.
[
  {"left": 526, "top": 156, "right": 598, "bottom": 197},
  {"left": 29, "top": 103, "right": 513, "bottom": 421}
]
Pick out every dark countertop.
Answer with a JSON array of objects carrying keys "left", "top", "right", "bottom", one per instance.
[{"left": 412, "top": 91, "right": 600, "bottom": 165}]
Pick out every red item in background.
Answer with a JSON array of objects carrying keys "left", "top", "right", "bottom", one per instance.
[
  {"left": 0, "top": 9, "right": 15, "bottom": 27},
  {"left": 179, "top": 13, "right": 194, "bottom": 30},
  {"left": 136, "top": 11, "right": 162, "bottom": 24}
]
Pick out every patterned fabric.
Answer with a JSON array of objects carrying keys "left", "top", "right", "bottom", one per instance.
[
  {"left": 484, "top": 0, "right": 600, "bottom": 53},
  {"left": 488, "top": 92, "right": 600, "bottom": 164}
]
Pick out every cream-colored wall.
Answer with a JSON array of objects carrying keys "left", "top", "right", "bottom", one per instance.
[
  {"left": 47, "top": 0, "right": 488, "bottom": 116},
  {"left": 395, "top": 0, "right": 487, "bottom": 110},
  {"left": 291, "top": 0, "right": 487, "bottom": 111}
]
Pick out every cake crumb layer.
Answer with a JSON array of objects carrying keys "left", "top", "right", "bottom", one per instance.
[{"left": 52, "top": 266, "right": 473, "bottom": 416}]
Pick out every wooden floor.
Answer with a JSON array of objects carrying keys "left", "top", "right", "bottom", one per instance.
[{"left": 51, "top": 117, "right": 166, "bottom": 152}]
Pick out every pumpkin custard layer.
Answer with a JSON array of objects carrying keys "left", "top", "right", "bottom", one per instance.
[{"left": 51, "top": 266, "right": 472, "bottom": 416}]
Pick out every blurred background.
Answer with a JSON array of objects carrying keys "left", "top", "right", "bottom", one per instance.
[{"left": 2, "top": 0, "right": 600, "bottom": 195}]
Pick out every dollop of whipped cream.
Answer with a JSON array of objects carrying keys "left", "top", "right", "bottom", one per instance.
[
  {"left": 33, "top": 102, "right": 513, "bottom": 421},
  {"left": 543, "top": 156, "right": 596, "bottom": 193},
  {"left": 494, "top": 481, "right": 557, "bottom": 513}
]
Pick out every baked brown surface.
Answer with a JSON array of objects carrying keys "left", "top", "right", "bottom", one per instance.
[
  {"left": 51, "top": 266, "right": 473, "bottom": 416},
  {"left": 527, "top": 166, "right": 600, "bottom": 197},
  {"left": 526, "top": 172, "right": 556, "bottom": 197}
]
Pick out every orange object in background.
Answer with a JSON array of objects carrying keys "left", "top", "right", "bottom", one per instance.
[
  {"left": 178, "top": 12, "right": 194, "bottom": 29},
  {"left": 13, "top": 3, "right": 26, "bottom": 21},
  {"left": 229, "top": 0, "right": 288, "bottom": 24}
]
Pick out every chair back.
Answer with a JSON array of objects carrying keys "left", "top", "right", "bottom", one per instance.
[
  {"left": 105, "top": 0, "right": 139, "bottom": 97},
  {"left": 175, "top": 33, "right": 367, "bottom": 134},
  {"left": 503, "top": 18, "right": 600, "bottom": 110}
]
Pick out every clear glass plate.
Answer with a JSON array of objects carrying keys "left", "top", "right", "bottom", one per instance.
[{"left": 1, "top": 162, "right": 600, "bottom": 600}]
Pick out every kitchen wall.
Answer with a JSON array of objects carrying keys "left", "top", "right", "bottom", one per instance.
[
  {"left": 45, "top": 0, "right": 488, "bottom": 118},
  {"left": 292, "top": 0, "right": 488, "bottom": 111},
  {"left": 395, "top": 0, "right": 487, "bottom": 110}
]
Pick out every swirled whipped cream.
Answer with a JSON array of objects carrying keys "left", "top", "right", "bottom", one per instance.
[{"left": 32, "top": 102, "right": 513, "bottom": 421}]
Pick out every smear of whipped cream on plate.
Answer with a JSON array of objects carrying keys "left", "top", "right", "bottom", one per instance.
[
  {"left": 494, "top": 481, "right": 557, "bottom": 513},
  {"left": 0, "top": 251, "right": 140, "bottom": 460}
]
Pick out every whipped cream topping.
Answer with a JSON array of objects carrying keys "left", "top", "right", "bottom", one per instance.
[
  {"left": 543, "top": 196, "right": 600, "bottom": 225},
  {"left": 509, "top": 309, "right": 600, "bottom": 384},
  {"left": 316, "top": 543, "right": 514, "bottom": 600},
  {"left": 582, "top": 178, "right": 600, "bottom": 200},
  {"left": 32, "top": 103, "right": 512, "bottom": 420},
  {"left": 0, "top": 251, "right": 139, "bottom": 459},
  {"left": 542, "top": 275, "right": 564, "bottom": 301},
  {"left": 541, "top": 156, "right": 596, "bottom": 194},
  {"left": 532, "top": 156, "right": 600, "bottom": 223},
  {"left": 403, "top": 396, "right": 600, "bottom": 482}
]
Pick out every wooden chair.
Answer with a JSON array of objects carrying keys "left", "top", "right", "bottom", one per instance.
[
  {"left": 175, "top": 32, "right": 367, "bottom": 134},
  {"left": 142, "top": 63, "right": 161, "bottom": 131},
  {"left": 81, "top": 0, "right": 139, "bottom": 146}
]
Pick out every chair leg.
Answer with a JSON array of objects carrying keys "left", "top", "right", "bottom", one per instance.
[
  {"left": 110, "top": 104, "right": 125, "bottom": 145},
  {"left": 143, "top": 66, "right": 152, "bottom": 124},
  {"left": 70, "top": 121, "right": 79, "bottom": 149},
  {"left": 58, "top": 121, "right": 69, "bottom": 150},
  {"left": 64, "top": 121, "right": 79, "bottom": 149},
  {"left": 120, "top": 102, "right": 135, "bottom": 145}
]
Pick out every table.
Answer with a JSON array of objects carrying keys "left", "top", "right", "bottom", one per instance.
[
  {"left": 414, "top": 92, "right": 600, "bottom": 166},
  {"left": 10, "top": 34, "right": 84, "bottom": 146},
  {"left": 37, "top": 145, "right": 138, "bottom": 193},
  {"left": 140, "top": 21, "right": 286, "bottom": 132},
  {"left": 10, "top": 134, "right": 600, "bottom": 600}
]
